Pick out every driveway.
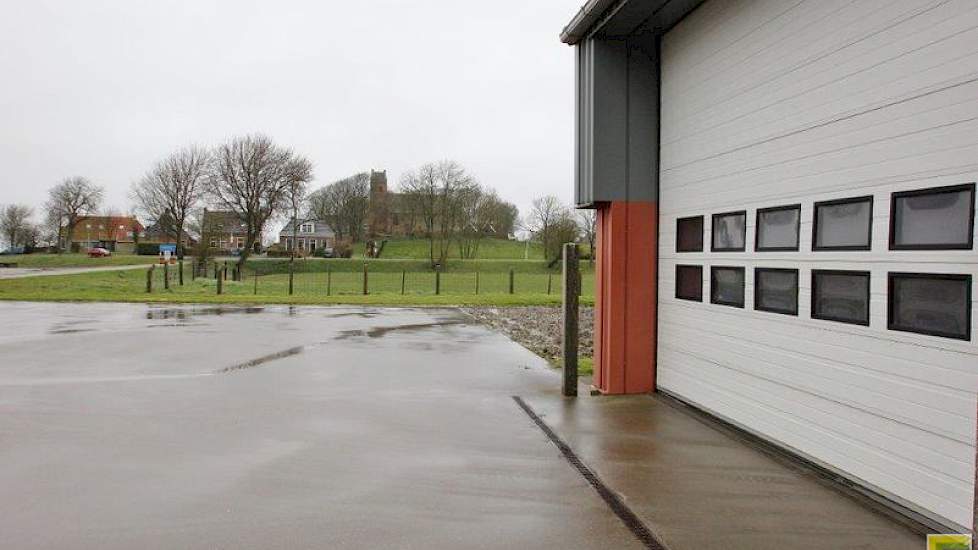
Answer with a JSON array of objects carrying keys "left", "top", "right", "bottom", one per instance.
[
  {"left": 0, "top": 302, "right": 642, "bottom": 550},
  {"left": 0, "top": 302, "right": 928, "bottom": 550}
]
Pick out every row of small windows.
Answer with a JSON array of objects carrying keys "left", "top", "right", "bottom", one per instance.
[
  {"left": 676, "top": 183, "right": 976, "bottom": 253},
  {"left": 676, "top": 266, "right": 973, "bottom": 341}
]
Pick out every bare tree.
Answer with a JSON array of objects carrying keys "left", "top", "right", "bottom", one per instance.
[
  {"left": 0, "top": 204, "right": 34, "bottom": 250},
  {"left": 206, "top": 134, "right": 313, "bottom": 272},
  {"left": 132, "top": 146, "right": 209, "bottom": 260},
  {"left": 577, "top": 208, "right": 597, "bottom": 263},
  {"left": 307, "top": 172, "right": 369, "bottom": 243},
  {"left": 45, "top": 177, "right": 104, "bottom": 253},
  {"left": 526, "top": 195, "right": 579, "bottom": 265},
  {"left": 400, "top": 160, "right": 478, "bottom": 266}
]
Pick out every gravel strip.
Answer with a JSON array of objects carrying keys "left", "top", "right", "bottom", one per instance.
[{"left": 462, "top": 306, "right": 594, "bottom": 364}]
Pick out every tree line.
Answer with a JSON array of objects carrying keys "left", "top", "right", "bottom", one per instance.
[{"left": 2, "top": 134, "right": 591, "bottom": 267}]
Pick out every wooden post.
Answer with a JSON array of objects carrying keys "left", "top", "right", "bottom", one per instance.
[
  {"left": 475, "top": 271, "right": 480, "bottom": 295},
  {"left": 547, "top": 273, "right": 552, "bottom": 295},
  {"left": 288, "top": 262, "right": 294, "bottom": 296},
  {"left": 253, "top": 267, "right": 258, "bottom": 295},
  {"left": 327, "top": 267, "right": 332, "bottom": 296},
  {"left": 163, "top": 262, "right": 170, "bottom": 290},
  {"left": 562, "top": 243, "right": 580, "bottom": 397},
  {"left": 435, "top": 269, "right": 441, "bottom": 295},
  {"left": 362, "top": 263, "right": 368, "bottom": 295},
  {"left": 401, "top": 270, "right": 406, "bottom": 295},
  {"left": 509, "top": 269, "right": 515, "bottom": 294},
  {"left": 146, "top": 265, "right": 154, "bottom": 293},
  {"left": 178, "top": 260, "right": 184, "bottom": 286},
  {"left": 217, "top": 270, "right": 223, "bottom": 295}
]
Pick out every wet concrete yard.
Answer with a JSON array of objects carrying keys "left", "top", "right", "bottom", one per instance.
[
  {"left": 1, "top": 303, "right": 647, "bottom": 549},
  {"left": 0, "top": 303, "right": 926, "bottom": 549}
]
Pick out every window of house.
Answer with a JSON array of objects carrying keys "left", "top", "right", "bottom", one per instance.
[
  {"left": 890, "top": 184, "right": 975, "bottom": 250},
  {"left": 756, "top": 205, "right": 800, "bottom": 251},
  {"left": 301, "top": 223, "right": 314, "bottom": 233},
  {"left": 755, "top": 268, "right": 799, "bottom": 315},
  {"left": 676, "top": 216, "right": 704, "bottom": 252},
  {"left": 675, "top": 265, "right": 703, "bottom": 302},
  {"left": 209, "top": 239, "right": 217, "bottom": 247},
  {"left": 888, "top": 273, "right": 971, "bottom": 340},
  {"left": 813, "top": 196, "right": 873, "bottom": 250},
  {"left": 711, "top": 266, "right": 745, "bottom": 308},
  {"left": 711, "top": 211, "right": 746, "bottom": 252},
  {"left": 812, "top": 270, "right": 870, "bottom": 326}
]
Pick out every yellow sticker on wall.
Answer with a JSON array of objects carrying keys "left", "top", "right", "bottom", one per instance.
[{"left": 927, "top": 534, "right": 973, "bottom": 550}]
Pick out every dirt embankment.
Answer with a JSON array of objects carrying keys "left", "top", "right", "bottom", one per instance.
[{"left": 463, "top": 306, "right": 594, "bottom": 365}]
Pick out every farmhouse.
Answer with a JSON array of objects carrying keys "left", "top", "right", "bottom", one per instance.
[
  {"left": 68, "top": 215, "right": 143, "bottom": 253},
  {"left": 565, "top": 0, "right": 978, "bottom": 533}
]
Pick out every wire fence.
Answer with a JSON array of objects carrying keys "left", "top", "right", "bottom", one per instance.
[{"left": 143, "top": 260, "right": 594, "bottom": 298}]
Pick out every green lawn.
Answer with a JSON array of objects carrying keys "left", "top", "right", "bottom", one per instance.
[
  {"left": 0, "top": 258, "right": 595, "bottom": 307},
  {"left": 0, "top": 253, "right": 161, "bottom": 268},
  {"left": 356, "top": 237, "right": 545, "bottom": 260}
]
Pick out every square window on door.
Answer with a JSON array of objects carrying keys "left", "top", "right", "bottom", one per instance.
[
  {"left": 755, "top": 268, "right": 799, "bottom": 315},
  {"left": 888, "top": 273, "right": 971, "bottom": 340},
  {"left": 812, "top": 270, "right": 870, "bottom": 326},
  {"left": 712, "top": 211, "right": 746, "bottom": 252},
  {"left": 676, "top": 265, "right": 703, "bottom": 301},
  {"left": 756, "top": 205, "right": 800, "bottom": 251},
  {"left": 890, "top": 184, "right": 975, "bottom": 250},
  {"left": 676, "top": 216, "right": 704, "bottom": 252},
  {"left": 711, "top": 266, "right": 745, "bottom": 308},
  {"left": 813, "top": 196, "right": 873, "bottom": 251}
]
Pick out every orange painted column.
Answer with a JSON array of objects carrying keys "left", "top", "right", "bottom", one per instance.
[{"left": 592, "top": 201, "right": 657, "bottom": 395}]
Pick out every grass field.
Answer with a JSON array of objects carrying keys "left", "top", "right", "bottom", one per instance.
[
  {"left": 358, "top": 238, "right": 545, "bottom": 260},
  {"left": 0, "top": 258, "right": 596, "bottom": 307}
]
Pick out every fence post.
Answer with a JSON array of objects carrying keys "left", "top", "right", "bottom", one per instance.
[
  {"left": 362, "top": 263, "right": 368, "bottom": 295},
  {"left": 253, "top": 267, "right": 258, "bottom": 295},
  {"left": 223, "top": 262, "right": 228, "bottom": 281},
  {"left": 288, "top": 262, "right": 294, "bottom": 296},
  {"left": 163, "top": 262, "right": 170, "bottom": 290},
  {"left": 179, "top": 260, "right": 184, "bottom": 286},
  {"left": 146, "top": 265, "right": 154, "bottom": 293},
  {"left": 435, "top": 269, "right": 441, "bottom": 295},
  {"left": 401, "top": 270, "right": 406, "bottom": 295},
  {"left": 475, "top": 271, "right": 480, "bottom": 295},
  {"left": 217, "top": 270, "right": 223, "bottom": 295},
  {"left": 509, "top": 269, "right": 515, "bottom": 294},
  {"left": 562, "top": 243, "right": 580, "bottom": 397},
  {"left": 547, "top": 273, "right": 552, "bottom": 295},
  {"left": 327, "top": 267, "right": 332, "bottom": 296},
  {"left": 191, "top": 261, "right": 196, "bottom": 281}
]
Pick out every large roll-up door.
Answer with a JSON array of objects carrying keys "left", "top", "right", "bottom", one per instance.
[{"left": 657, "top": 0, "right": 978, "bottom": 530}]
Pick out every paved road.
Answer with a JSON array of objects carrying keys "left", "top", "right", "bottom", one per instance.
[
  {"left": 0, "top": 302, "right": 643, "bottom": 550},
  {"left": 0, "top": 263, "right": 150, "bottom": 279}
]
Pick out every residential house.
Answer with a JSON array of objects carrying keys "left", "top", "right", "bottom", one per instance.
[
  {"left": 201, "top": 210, "right": 261, "bottom": 253},
  {"left": 278, "top": 220, "right": 335, "bottom": 255},
  {"left": 564, "top": 0, "right": 978, "bottom": 532},
  {"left": 141, "top": 222, "right": 196, "bottom": 249},
  {"left": 69, "top": 216, "right": 143, "bottom": 254}
]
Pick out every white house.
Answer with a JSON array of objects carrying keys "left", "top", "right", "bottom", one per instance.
[{"left": 278, "top": 220, "right": 335, "bottom": 255}]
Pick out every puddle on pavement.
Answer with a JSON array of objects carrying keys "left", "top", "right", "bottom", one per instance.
[
  {"left": 214, "top": 346, "right": 307, "bottom": 373},
  {"left": 335, "top": 320, "right": 470, "bottom": 340},
  {"left": 145, "top": 306, "right": 266, "bottom": 320}
]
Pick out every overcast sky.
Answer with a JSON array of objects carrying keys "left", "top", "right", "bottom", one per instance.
[{"left": 0, "top": 0, "right": 581, "bottom": 227}]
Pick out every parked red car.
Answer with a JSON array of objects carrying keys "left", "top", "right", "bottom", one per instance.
[{"left": 87, "top": 247, "right": 112, "bottom": 257}]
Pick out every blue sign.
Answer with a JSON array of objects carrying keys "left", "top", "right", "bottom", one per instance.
[{"left": 159, "top": 244, "right": 177, "bottom": 254}]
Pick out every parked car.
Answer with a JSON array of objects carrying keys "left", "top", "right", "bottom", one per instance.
[
  {"left": 0, "top": 247, "right": 25, "bottom": 256},
  {"left": 87, "top": 247, "right": 112, "bottom": 257}
]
